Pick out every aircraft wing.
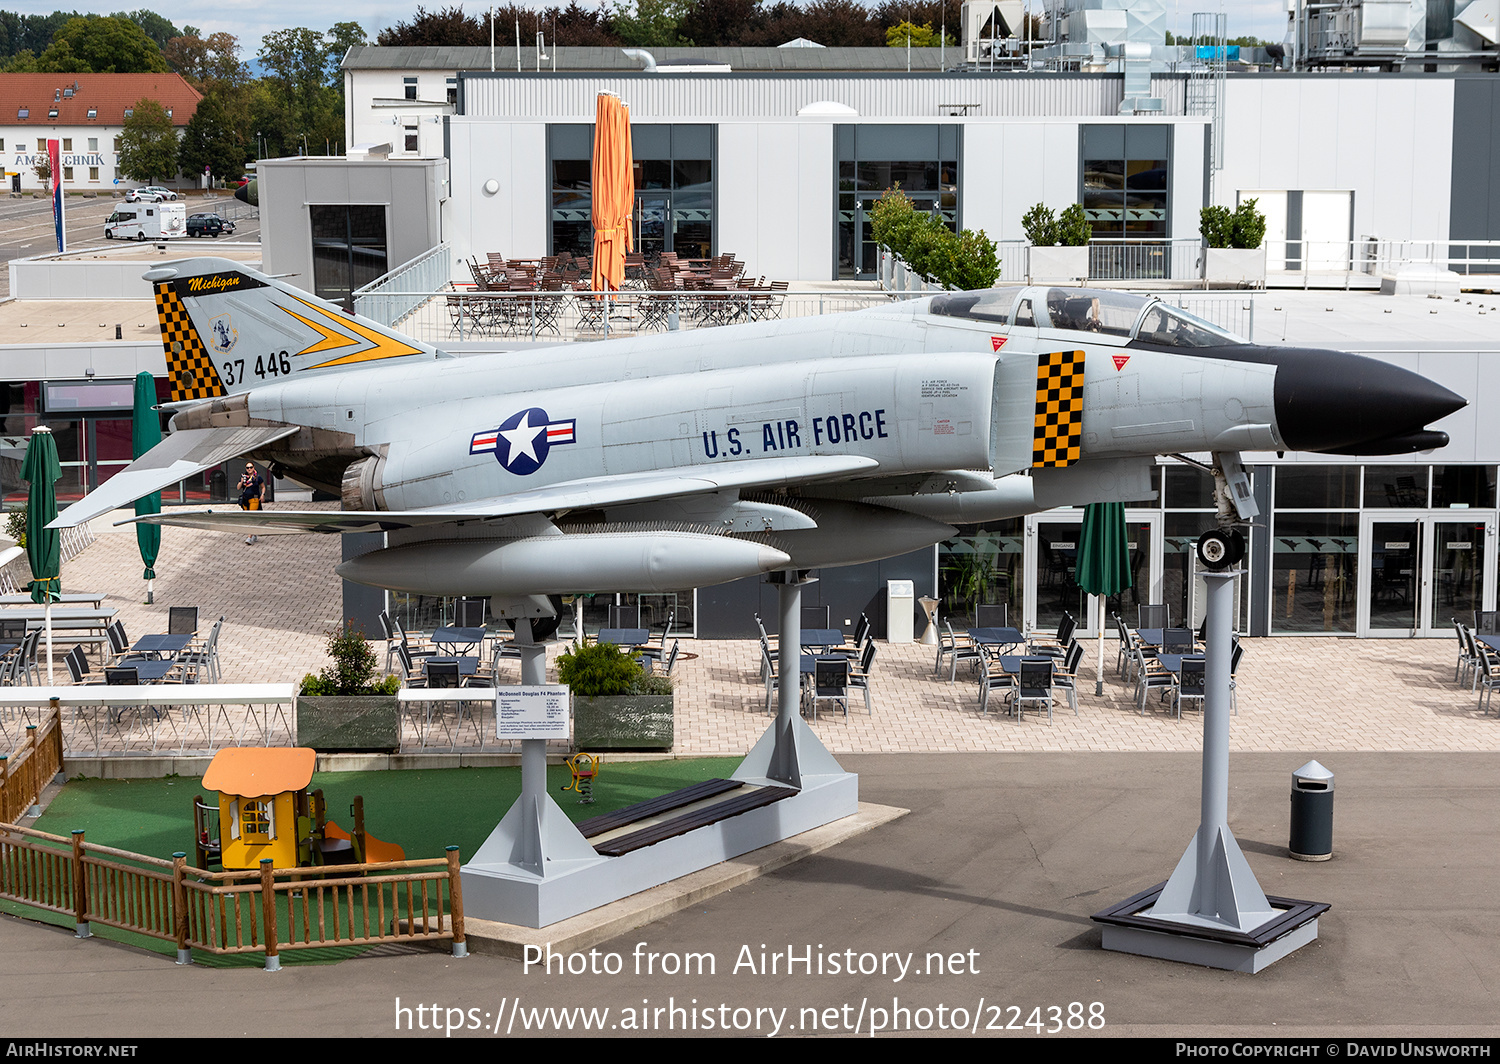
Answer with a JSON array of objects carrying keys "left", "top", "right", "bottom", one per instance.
[
  {"left": 50, "top": 426, "right": 302, "bottom": 528},
  {"left": 120, "top": 454, "right": 883, "bottom": 534}
]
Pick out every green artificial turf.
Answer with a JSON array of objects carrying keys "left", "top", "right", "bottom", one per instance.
[{"left": 5, "top": 756, "right": 745, "bottom": 966}]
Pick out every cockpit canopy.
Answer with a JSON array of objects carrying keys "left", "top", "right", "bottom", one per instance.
[{"left": 927, "top": 287, "right": 1247, "bottom": 348}]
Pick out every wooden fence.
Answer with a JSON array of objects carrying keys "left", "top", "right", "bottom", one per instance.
[
  {"left": 0, "top": 822, "right": 466, "bottom": 967},
  {"left": 0, "top": 701, "right": 63, "bottom": 823}
]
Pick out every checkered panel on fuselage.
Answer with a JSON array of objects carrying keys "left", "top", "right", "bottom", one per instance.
[{"left": 1031, "top": 349, "right": 1085, "bottom": 468}]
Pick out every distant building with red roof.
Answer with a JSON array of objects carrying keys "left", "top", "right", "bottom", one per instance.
[{"left": 0, "top": 72, "right": 201, "bottom": 193}]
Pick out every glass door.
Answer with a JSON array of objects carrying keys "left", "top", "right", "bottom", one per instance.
[
  {"left": 1358, "top": 513, "right": 1495, "bottom": 636},
  {"left": 635, "top": 194, "right": 669, "bottom": 263},
  {"left": 1024, "top": 512, "right": 1160, "bottom": 638},
  {"left": 1359, "top": 515, "right": 1422, "bottom": 635}
]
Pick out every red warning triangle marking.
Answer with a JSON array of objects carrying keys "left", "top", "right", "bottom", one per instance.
[
  {"left": 991, "top": 336, "right": 1006, "bottom": 351},
  {"left": 1112, "top": 354, "right": 1131, "bottom": 371}
]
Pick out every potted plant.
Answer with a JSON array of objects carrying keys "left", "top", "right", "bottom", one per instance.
[
  {"left": 1200, "top": 198, "right": 1268, "bottom": 286},
  {"left": 296, "top": 620, "right": 403, "bottom": 752},
  {"left": 871, "top": 185, "right": 1000, "bottom": 291},
  {"left": 557, "top": 640, "right": 675, "bottom": 751},
  {"left": 1024, "top": 202, "right": 1091, "bottom": 283}
]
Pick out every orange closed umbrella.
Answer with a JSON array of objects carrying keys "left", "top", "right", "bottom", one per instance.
[{"left": 591, "top": 92, "right": 634, "bottom": 293}]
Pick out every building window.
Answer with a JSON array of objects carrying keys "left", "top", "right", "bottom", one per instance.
[
  {"left": 61, "top": 138, "right": 71, "bottom": 151},
  {"left": 113, "top": 137, "right": 120, "bottom": 151},
  {"left": 404, "top": 76, "right": 418, "bottom": 101},
  {"left": 1081, "top": 125, "right": 1170, "bottom": 277},
  {"left": 549, "top": 123, "right": 716, "bottom": 263},
  {"left": 240, "top": 801, "right": 271, "bottom": 839},
  {"left": 0, "top": 139, "right": 5, "bottom": 151},
  {"left": 88, "top": 166, "right": 98, "bottom": 181},
  {"left": 87, "top": 137, "right": 97, "bottom": 151},
  {"left": 16, "top": 141, "right": 26, "bottom": 152},
  {"left": 47, "top": 108, "right": 58, "bottom": 119},
  {"left": 62, "top": 166, "right": 73, "bottom": 181},
  {"left": 123, "top": 108, "right": 132, "bottom": 118},
  {"left": 836, "top": 124, "right": 960, "bottom": 277},
  {"left": 403, "top": 123, "right": 418, "bottom": 153},
  {"left": 446, "top": 77, "right": 457, "bottom": 106},
  {"left": 310, "top": 204, "right": 388, "bottom": 312},
  {"left": 17, "top": 108, "right": 27, "bottom": 119},
  {"left": 86, "top": 107, "right": 97, "bottom": 119}
]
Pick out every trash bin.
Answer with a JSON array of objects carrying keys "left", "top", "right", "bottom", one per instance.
[
  {"left": 1289, "top": 759, "right": 1334, "bottom": 861},
  {"left": 887, "top": 580, "right": 915, "bottom": 642}
]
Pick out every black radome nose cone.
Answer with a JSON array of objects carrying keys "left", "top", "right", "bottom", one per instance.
[{"left": 1268, "top": 347, "right": 1467, "bottom": 454}]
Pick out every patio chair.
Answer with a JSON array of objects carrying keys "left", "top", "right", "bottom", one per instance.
[
  {"left": 1050, "top": 640, "right": 1086, "bottom": 715},
  {"left": 1455, "top": 619, "right": 1478, "bottom": 686},
  {"left": 637, "top": 610, "right": 675, "bottom": 669},
  {"left": 848, "top": 640, "right": 877, "bottom": 714},
  {"left": 1133, "top": 644, "right": 1176, "bottom": 714},
  {"left": 1475, "top": 647, "right": 1500, "bottom": 715},
  {"left": 975, "top": 603, "right": 1008, "bottom": 628},
  {"left": 168, "top": 607, "right": 199, "bottom": 636},
  {"left": 1229, "top": 639, "right": 1245, "bottom": 715},
  {"left": 978, "top": 665, "right": 1016, "bottom": 718},
  {"left": 944, "top": 622, "right": 986, "bottom": 682},
  {"left": 808, "top": 657, "right": 850, "bottom": 721},
  {"left": 1475, "top": 611, "right": 1500, "bottom": 635},
  {"left": 178, "top": 616, "right": 224, "bottom": 684},
  {"left": 1013, "top": 658, "right": 1055, "bottom": 723},
  {"left": 759, "top": 637, "right": 780, "bottom": 714},
  {"left": 1161, "top": 627, "right": 1195, "bottom": 654},
  {"left": 1028, "top": 612, "right": 1076, "bottom": 657},
  {"left": 801, "top": 605, "right": 831, "bottom": 631},
  {"left": 1174, "top": 657, "right": 1207, "bottom": 718},
  {"left": 1138, "top": 604, "right": 1170, "bottom": 630},
  {"left": 456, "top": 597, "right": 487, "bottom": 628}
]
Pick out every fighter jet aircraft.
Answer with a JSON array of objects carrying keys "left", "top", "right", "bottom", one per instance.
[{"left": 53, "top": 259, "right": 1465, "bottom": 604}]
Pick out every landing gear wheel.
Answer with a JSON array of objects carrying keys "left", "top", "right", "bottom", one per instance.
[
  {"left": 1196, "top": 528, "right": 1246, "bottom": 571},
  {"left": 505, "top": 594, "right": 565, "bottom": 642}
]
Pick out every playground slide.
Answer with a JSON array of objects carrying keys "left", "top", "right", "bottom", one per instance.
[{"left": 324, "top": 821, "right": 406, "bottom": 864}]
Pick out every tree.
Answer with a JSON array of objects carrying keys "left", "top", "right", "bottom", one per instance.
[
  {"left": 610, "top": 0, "right": 693, "bottom": 47},
  {"left": 678, "top": 0, "right": 765, "bottom": 47},
  {"left": 164, "top": 30, "right": 250, "bottom": 88},
  {"left": 177, "top": 95, "right": 246, "bottom": 184},
  {"left": 885, "top": 20, "right": 950, "bottom": 47},
  {"left": 117, "top": 97, "right": 178, "bottom": 184},
  {"left": 112, "top": 9, "right": 181, "bottom": 50},
  {"left": 377, "top": 5, "right": 488, "bottom": 46},
  {"left": 41, "top": 15, "right": 169, "bottom": 73},
  {"left": 325, "top": 20, "right": 367, "bottom": 86}
]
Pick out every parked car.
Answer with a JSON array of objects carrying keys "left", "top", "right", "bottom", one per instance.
[
  {"left": 186, "top": 213, "right": 235, "bottom": 238},
  {"left": 125, "top": 186, "right": 178, "bottom": 202}
]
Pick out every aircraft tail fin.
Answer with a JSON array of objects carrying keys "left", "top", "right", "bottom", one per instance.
[{"left": 145, "top": 258, "right": 439, "bottom": 404}]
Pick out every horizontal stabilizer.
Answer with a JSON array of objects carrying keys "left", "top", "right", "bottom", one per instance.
[{"left": 50, "top": 425, "right": 300, "bottom": 528}]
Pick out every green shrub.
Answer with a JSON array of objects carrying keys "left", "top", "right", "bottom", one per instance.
[
  {"left": 5, "top": 509, "right": 25, "bottom": 549},
  {"left": 1024, "top": 202, "right": 1091, "bottom": 247},
  {"left": 630, "top": 672, "right": 676, "bottom": 695},
  {"left": 299, "top": 620, "right": 400, "bottom": 696},
  {"left": 1231, "top": 198, "right": 1267, "bottom": 249},
  {"left": 556, "top": 640, "right": 644, "bottom": 697},
  {"left": 873, "top": 184, "right": 1000, "bottom": 290},
  {"left": 1021, "top": 203, "right": 1057, "bottom": 246},
  {"left": 1056, "top": 204, "right": 1092, "bottom": 246},
  {"left": 1201, "top": 199, "right": 1266, "bottom": 249}
]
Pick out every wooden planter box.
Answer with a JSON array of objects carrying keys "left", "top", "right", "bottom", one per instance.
[
  {"left": 572, "top": 694, "right": 674, "bottom": 751},
  {"left": 296, "top": 695, "right": 402, "bottom": 752},
  {"left": 1202, "top": 246, "right": 1267, "bottom": 287},
  {"left": 1027, "top": 245, "right": 1090, "bottom": 284}
]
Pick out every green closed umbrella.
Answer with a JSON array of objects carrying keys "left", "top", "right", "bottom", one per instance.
[
  {"left": 21, "top": 426, "right": 61, "bottom": 683},
  {"left": 132, "top": 372, "right": 162, "bottom": 604},
  {"left": 1076, "top": 501, "right": 1133, "bottom": 696}
]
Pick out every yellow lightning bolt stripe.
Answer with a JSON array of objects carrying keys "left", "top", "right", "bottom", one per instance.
[
  {"left": 277, "top": 303, "right": 362, "bottom": 356},
  {"left": 288, "top": 296, "right": 425, "bottom": 369}
]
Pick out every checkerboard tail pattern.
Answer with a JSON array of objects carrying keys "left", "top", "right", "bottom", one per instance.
[
  {"left": 1031, "top": 349, "right": 1085, "bottom": 468},
  {"left": 154, "top": 283, "right": 226, "bottom": 402}
]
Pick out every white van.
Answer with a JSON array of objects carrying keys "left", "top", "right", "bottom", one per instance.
[{"left": 104, "top": 202, "right": 186, "bottom": 240}]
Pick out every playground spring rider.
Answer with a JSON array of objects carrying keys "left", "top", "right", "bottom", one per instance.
[{"left": 562, "top": 752, "right": 602, "bottom": 804}]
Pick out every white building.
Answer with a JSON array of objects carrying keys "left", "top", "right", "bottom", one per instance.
[{"left": 0, "top": 72, "right": 201, "bottom": 194}]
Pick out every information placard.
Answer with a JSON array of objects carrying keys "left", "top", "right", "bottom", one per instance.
[{"left": 496, "top": 685, "right": 571, "bottom": 740}]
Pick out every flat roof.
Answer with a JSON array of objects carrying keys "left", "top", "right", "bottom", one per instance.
[{"left": 0, "top": 298, "right": 158, "bottom": 346}]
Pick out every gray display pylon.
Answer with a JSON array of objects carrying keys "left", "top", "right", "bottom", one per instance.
[
  {"left": 1147, "top": 570, "right": 1277, "bottom": 930},
  {"left": 469, "top": 618, "right": 603, "bottom": 878}
]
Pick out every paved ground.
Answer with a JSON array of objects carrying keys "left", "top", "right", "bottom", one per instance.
[
  {"left": 3, "top": 518, "right": 1500, "bottom": 1040},
  {"left": 4, "top": 511, "right": 1495, "bottom": 758}
]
